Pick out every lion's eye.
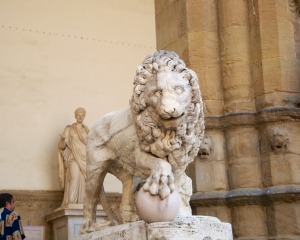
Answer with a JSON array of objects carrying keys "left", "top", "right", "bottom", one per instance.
[
  {"left": 175, "top": 87, "right": 183, "bottom": 94},
  {"left": 155, "top": 91, "right": 162, "bottom": 97}
]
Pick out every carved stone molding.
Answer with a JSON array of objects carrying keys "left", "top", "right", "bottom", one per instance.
[
  {"left": 205, "top": 107, "right": 300, "bottom": 130},
  {"left": 190, "top": 185, "right": 300, "bottom": 207},
  {"left": 198, "top": 135, "right": 213, "bottom": 159},
  {"left": 289, "top": 0, "right": 300, "bottom": 18},
  {"left": 0, "top": 190, "right": 122, "bottom": 205},
  {"left": 267, "top": 128, "right": 289, "bottom": 153}
]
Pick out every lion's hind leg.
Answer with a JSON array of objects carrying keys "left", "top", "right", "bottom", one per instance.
[
  {"left": 80, "top": 147, "right": 118, "bottom": 234},
  {"left": 109, "top": 163, "right": 141, "bottom": 223},
  {"left": 118, "top": 175, "right": 140, "bottom": 223}
]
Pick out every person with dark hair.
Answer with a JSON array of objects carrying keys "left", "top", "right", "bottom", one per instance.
[{"left": 0, "top": 193, "right": 26, "bottom": 239}]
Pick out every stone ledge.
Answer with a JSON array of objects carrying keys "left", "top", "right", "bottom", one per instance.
[
  {"left": 0, "top": 190, "right": 64, "bottom": 203},
  {"left": 0, "top": 190, "right": 122, "bottom": 205},
  {"left": 75, "top": 216, "right": 233, "bottom": 240},
  {"left": 45, "top": 205, "right": 106, "bottom": 223},
  {"left": 190, "top": 185, "right": 300, "bottom": 207},
  {"left": 205, "top": 106, "right": 300, "bottom": 129}
]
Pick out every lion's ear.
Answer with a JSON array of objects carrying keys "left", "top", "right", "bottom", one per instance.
[
  {"left": 191, "top": 89, "right": 200, "bottom": 103},
  {"left": 179, "top": 70, "right": 191, "bottom": 81},
  {"left": 153, "top": 62, "right": 159, "bottom": 72}
]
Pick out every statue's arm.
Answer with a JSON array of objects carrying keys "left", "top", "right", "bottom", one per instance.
[{"left": 59, "top": 126, "right": 70, "bottom": 150}]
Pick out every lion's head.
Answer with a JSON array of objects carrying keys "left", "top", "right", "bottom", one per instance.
[
  {"left": 198, "top": 135, "right": 213, "bottom": 159},
  {"left": 130, "top": 50, "right": 204, "bottom": 174}
]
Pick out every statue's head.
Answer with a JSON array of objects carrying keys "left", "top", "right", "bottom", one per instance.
[{"left": 75, "top": 107, "right": 86, "bottom": 123}]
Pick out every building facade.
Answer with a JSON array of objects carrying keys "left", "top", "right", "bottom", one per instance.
[{"left": 155, "top": 0, "right": 300, "bottom": 239}]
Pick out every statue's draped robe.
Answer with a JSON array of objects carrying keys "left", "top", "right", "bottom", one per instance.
[{"left": 58, "top": 123, "right": 88, "bottom": 205}]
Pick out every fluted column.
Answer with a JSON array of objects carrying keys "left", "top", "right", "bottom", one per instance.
[
  {"left": 218, "top": 0, "right": 255, "bottom": 113},
  {"left": 218, "top": 1, "right": 265, "bottom": 238}
]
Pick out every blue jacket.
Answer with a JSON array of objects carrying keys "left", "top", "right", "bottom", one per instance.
[{"left": 0, "top": 207, "right": 25, "bottom": 239}]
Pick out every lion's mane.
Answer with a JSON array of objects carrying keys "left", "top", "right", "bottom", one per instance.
[{"left": 130, "top": 50, "right": 204, "bottom": 176}]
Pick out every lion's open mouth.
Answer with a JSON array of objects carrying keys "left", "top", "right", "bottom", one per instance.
[
  {"left": 199, "top": 149, "right": 210, "bottom": 158},
  {"left": 158, "top": 113, "right": 186, "bottom": 130},
  {"left": 161, "top": 111, "right": 184, "bottom": 120}
]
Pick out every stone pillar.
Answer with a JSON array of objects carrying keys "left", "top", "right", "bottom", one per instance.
[
  {"left": 155, "top": 0, "right": 223, "bottom": 116},
  {"left": 218, "top": 0, "right": 255, "bottom": 113},
  {"left": 186, "top": 129, "right": 231, "bottom": 223},
  {"left": 155, "top": 0, "right": 300, "bottom": 239},
  {"left": 249, "top": 0, "right": 300, "bottom": 109}
]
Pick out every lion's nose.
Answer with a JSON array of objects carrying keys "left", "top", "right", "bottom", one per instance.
[
  {"left": 162, "top": 94, "right": 176, "bottom": 112},
  {"left": 159, "top": 91, "right": 183, "bottom": 118},
  {"left": 164, "top": 108, "right": 175, "bottom": 115}
]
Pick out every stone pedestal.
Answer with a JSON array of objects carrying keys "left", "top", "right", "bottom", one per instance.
[
  {"left": 45, "top": 204, "right": 106, "bottom": 240},
  {"left": 74, "top": 216, "right": 233, "bottom": 240},
  {"left": 23, "top": 226, "right": 45, "bottom": 240}
]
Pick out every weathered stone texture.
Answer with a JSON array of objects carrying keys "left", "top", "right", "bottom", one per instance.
[
  {"left": 232, "top": 205, "right": 267, "bottom": 238},
  {"left": 260, "top": 122, "right": 300, "bottom": 187},
  {"left": 187, "top": 130, "right": 228, "bottom": 193},
  {"left": 195, "top": 206, "right": 231, "bottom": 224},
  {"left": 155, "top": 2, "right": 178, "bottom": 50},
  {"left": 249, "top": 0, "right": 300, "bottom": 109},
  {"left": 226, "top": 127, "right": 261, "bottom": 189},
  {"left": 218, "top": 0, "right": 255, "bottom": 113},
  {"left": 267, "top": 201, "right": 300, "bottom": 237},
  {"left": 156, "top": 0, "right": 223, "bottom": 116},
  {"left": 155, "top": 0, "right": 300, "bottom": 239},
  {"left": 75, "top": 216, "right": 233, "bottom": 240}
]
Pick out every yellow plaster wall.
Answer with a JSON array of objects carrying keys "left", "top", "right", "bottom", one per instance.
[{"left": 0, "top": 0, "right": 156, "bottom": 192}]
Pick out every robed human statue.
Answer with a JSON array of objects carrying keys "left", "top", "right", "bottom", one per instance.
[{"left": 58, "top": 107, "right": 89, "bottom": 206}]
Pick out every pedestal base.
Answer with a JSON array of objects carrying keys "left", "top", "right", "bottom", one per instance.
[
  {"left": 74, "top": 216, "right": 233, "bottom": 240},
  {"left": 45, "top": 204, "right": 106, "bottom": 240}
]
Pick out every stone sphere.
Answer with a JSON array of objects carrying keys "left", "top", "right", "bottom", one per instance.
[{"left": 136, "top": 188, "right": 180, "bottom": 223}]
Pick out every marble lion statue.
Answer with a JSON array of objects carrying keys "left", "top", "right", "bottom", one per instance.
[{"left": 80, "top": 50, "right": 204, "bottom": 234}]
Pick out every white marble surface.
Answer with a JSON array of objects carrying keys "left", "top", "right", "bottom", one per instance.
[
  {"left": 75, "top": 216, "right": 233, "bottom": 240},
  {"left": 23, "top": 226, "right": 45, "bottom": 240},
  {"left": 46, "top": 205, "right": 105, "bottom": 240},
  {"left": 80, "top": 50, "right": 205, "bottom": 233}
]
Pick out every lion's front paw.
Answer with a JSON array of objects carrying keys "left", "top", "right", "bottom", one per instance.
[{"left": 143, "top": 163, "right": 175, "bottom": 199}]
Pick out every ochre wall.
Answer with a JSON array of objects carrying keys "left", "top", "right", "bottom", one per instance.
[
  {"left": 0, "top": 0, "right": 156, "bottom": 193},
  {"left": 155, "top": 0, "right": 300, "bottom": 239}
]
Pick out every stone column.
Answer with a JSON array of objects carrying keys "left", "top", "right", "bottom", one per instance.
[
  {"left": 259, "top": 120, "right": 300, "bottom": 237},
  {"left": 249, "top": 0, "right": 300, "bottom": 238},
  {"left": 155, "top": 0, "right": 224, "bottom": 116},
  {"left": 225, "top": 126, "right": 266, "bottom": 239},
  {"left": 218, "top": 0, "right": 255, "bottom": 113},
  {"left": 249, "top": 0, "right": 300, "bottom": 110},
  {"left": 186, "top": 129, "right": 231, "bottom": 223},
  {"left": 217, "top": 1, "right": 265, "bottom": 238}
]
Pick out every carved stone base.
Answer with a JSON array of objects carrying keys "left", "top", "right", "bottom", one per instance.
[
  {"left": 74, "top": 216, "right": 233, "bottom": 240},
  {"left": 45, "top": 204, "right": 106, "bottom": 240}
]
